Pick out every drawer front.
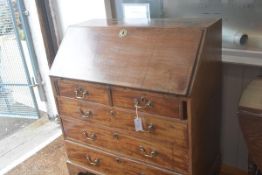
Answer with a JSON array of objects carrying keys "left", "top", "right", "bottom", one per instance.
[
  {"left": 111, "top": 87, "right": 181, "bottom": 118},
  {"left": 58, "top": 97, "right": 188, "bottom": 148},
  {"left": 57, "top": 79, "right": 110, "bottom": 105},
  {"left": 67, "top": 161, "right": 100, "bottom": 175},
  {"left": 65, "top": 141, "right": 181, "bottom": 175},
  {"left": 62, "top": 118, "right": 188, "bottom": 172}
]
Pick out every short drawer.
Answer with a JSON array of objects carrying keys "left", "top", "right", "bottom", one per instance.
[
  {"left": 62, "top": 118, "right": 188, "bottom": 172},
  {"left": 56, "top": 79, "right": 110, "bottom": 105},
  {"left": 65, "top": 141, "right": 182, "bottom": 175},
  {"left": 58, "top": 97, "right": 188, "bottom": 148},
  {"left": 111, "top": 87, "right": 183, "bottom": 118}
]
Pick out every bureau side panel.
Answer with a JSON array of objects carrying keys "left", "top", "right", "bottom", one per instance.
[{"left": 188, "top": 19, "right": 222, "bottom": 175}]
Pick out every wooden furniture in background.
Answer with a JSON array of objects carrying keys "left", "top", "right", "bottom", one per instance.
[
  {"left": 220, "top": 164, "right": 248, "bottom": 175},
  {"left": 238, "top": 77, "right": 262, "bottom": 175},
  {"left": 50, "top": 18, "right": 222, "bottom": 175}
]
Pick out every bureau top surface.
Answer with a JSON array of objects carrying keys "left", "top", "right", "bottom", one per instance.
[{"left": 50, "top": 18, "right": 219, "bottom": 96}]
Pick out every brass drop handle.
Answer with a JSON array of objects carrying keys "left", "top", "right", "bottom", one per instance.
[
  {"left": 80, "top": 108, "right": 92, "bottom": 118},
  {"left": 139, "top": 146, "right": 158, "bottom": 158},
  {"left": 74, "top": 87, "right": 88, "bottom": 99},
  {"left": 109, "top": 110, "right": 116, "bottom": 117},
  {"left": 144, "top": 123, "right": 155, "bottom": 133},
  {"left": 115, "top": 157, "right": 122, "bottom": 163},
  {"left": 112, "top": 132, "right": 119, "bottom": 140},
  {"left": 86, "top": 155, "right": 100, "bottom": 166},
  {"left": 119, "top": 29, "right": 128, "bottom": 38},
  {"left": 146, "top": 100, "right": 153, "bottom": 107},
  {"left": 82, "top": 131, "right": 96, "bottom": 141},
  {"left": 134, "top": 96, "right": 153, "bottom": 109}
]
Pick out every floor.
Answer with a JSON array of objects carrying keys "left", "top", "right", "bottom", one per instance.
[
  {"left": 0, "top": 116, "right": 61, "bottom": 174},
  {"left": 0, "top": 116, "right": 35, "bottom": 140},
  {"left": 6, "top": 136, "right": 68, "bottom": 175},
  {"left": 6, "top": 136, "right": 247, "bottom": 175}
]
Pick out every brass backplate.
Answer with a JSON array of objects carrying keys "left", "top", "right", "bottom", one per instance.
[{"left": 119, "top": 29, "right": 128, "bottom": 38}]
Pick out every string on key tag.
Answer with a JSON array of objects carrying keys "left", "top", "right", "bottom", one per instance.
[{"left": 135, "top": 104, "right": 139, "bottom": 119}]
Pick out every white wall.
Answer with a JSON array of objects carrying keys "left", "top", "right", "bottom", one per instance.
[
  {"left": 55, "top": 0, "right": 106, "bottom": 36},
  {"left": 22, "top": 1, "right": 107, "bottom": 118}
]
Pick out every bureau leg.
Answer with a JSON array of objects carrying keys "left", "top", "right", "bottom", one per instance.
[{"left": 248, "top": 156, "right": 262, "bottom": 175}]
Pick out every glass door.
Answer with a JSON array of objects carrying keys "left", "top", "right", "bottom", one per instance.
[{"left": 0, "top": 0, "right": 39, "bottom": 119}]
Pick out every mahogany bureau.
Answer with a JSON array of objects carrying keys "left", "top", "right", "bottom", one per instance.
[{"left": 50, "top": 18, "right": 222, "bottom": 175}]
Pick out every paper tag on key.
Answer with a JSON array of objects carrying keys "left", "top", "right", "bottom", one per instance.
[
  {"left": 134, "top": 117, "right": 143, "bottom": 131},
  {"left": 134, "top": 104, "right": 143, "bottom": 131}
]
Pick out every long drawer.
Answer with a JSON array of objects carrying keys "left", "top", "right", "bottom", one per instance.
[
  {"left": 58, "top": 97, "right": 188, "bottom": 148},
  {"left": 65, "top": 141, "right": 182, "bottom": 175},
  {"left": 62, "top": 118, "right": 189, "bottom": 172}
]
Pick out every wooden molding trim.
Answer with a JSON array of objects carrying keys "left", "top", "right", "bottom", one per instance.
[
  {"left": 35, "top": 0, "right": 59, "bottom": 67},
  {"left": 221, "top": 164, "right": 248, "bottom": 175}
]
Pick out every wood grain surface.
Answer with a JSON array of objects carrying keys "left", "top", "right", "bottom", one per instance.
[
  {"left": 51, "top": 18, "right": 222, "bottom": 175},
  {"left": 57, "top": 79, "right": 110, "bottom": 105},
  {"left": 188, "top": 19, "right": 222, "bottom": 175},
  {"left": 76, "top": 18, "right": 221, "bottom": 29},
  {"left": 67, "top": 161, "right": 102, "bottom": 175},
  {"left": 65, "top": 140, "right": 180, "bottom": 175},
  {"left": 239, "top": 112, "right": 262, "bottom": 171},
  {"left": 58, "top": 97, "right": 188, "bottom": 148},
  {"left": 50, "top": 20, "right": 204, "bottom": 95},
  {"left": 62, "top": 117, "right": 189, "bottom": 172},
  {"left": 6, "top": 136, "right": 245, "bottom": 175},
  {"left": 111, "top": 86, "right": 182, "bottom": 118}
]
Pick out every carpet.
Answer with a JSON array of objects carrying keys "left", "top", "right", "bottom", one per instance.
[{"left": 6, "top": 136, "right": 68, "bottom": 175}]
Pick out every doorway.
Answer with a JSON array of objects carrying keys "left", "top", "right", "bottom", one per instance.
[{"left": 0, "top": 0, "right": 41, "bottom": 140}]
